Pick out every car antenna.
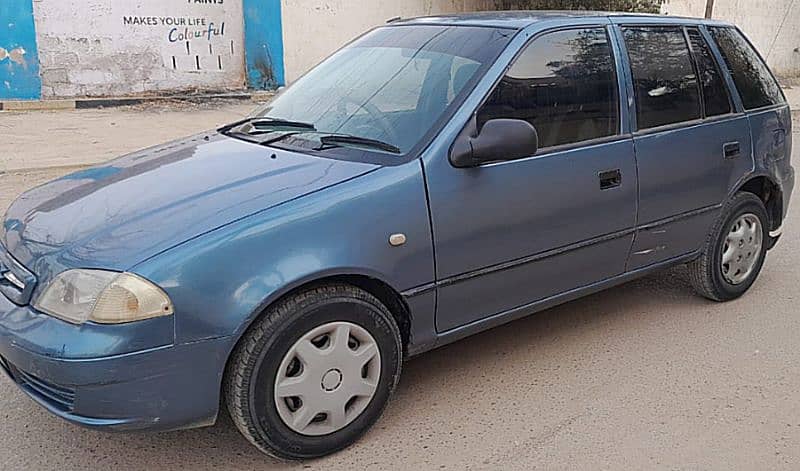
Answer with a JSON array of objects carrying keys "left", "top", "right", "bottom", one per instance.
[{"left": 386, "top": 16, "right": 402, "bottom": 23}]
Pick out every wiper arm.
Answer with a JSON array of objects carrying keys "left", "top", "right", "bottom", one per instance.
[
  {"left": 218, "top": 116, "right": 316, "bottom": 133},
  {"left": 249, "top": 118, "right": 316, "bottom": 131},
  {"left": 317, "top": 134, "right": 401, "bottom": 154},
  {"left": 222, "top": 126, "right": 401, "bottom": 154}
]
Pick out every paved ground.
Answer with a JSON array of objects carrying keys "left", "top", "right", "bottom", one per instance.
[
  {"left": 0, "top": 100, "right": 799, "bottom": 470},
  {"left": 0, "top": 100, "right": 260, "bottom": 172}
]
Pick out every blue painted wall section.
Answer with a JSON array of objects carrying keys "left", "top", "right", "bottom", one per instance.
[
  {"left": 0, "top": 0, "right": 42, "bottom": 100},
  {"left": 243, "top": 0, "right": 285, "bottom": 89}
]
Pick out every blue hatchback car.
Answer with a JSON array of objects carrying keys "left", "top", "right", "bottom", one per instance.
[{"left": 0, "top": 11, "right": 794, "bottom": 459}]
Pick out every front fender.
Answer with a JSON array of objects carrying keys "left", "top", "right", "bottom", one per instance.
[{"left": 132, "top": 161, "right": 434, "bottom": 344}]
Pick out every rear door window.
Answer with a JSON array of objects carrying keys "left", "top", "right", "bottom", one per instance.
[
  {"left": 709, "top": 26, "right": 785, "bottom": 110},
  {"left": 476, "top": 27, "right": 619, "bottom": 150},
  {"left": 686, "top": 27, "right": 732, "bottom": 117},
  {"left": 623, "top": 26, "right": 701, "bottom": 130}
]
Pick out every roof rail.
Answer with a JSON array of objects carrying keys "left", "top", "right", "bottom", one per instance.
[{"left": 386, "top": 16, "right": 402, "bottom": 23}]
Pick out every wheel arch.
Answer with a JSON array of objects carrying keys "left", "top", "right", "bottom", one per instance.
[
  {"left": 733, "top": 174, "right": 783, "bottom": 232},
  {"left": 224, "top": 270, "right": 413, "bottom": 365}
]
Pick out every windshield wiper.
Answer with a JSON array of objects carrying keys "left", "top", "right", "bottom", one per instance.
[
  {"left": 317, "top": 134, "right": 401, "bottom": 154},
  {"left": 218, "top": 116, "right": 316, "bottom": 134},
  {"left": 249, "top": 118, "right": 316, "bottom": 131}
]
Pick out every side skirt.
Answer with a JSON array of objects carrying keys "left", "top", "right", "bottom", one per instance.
[{"left": 406, "top": 250, "right": 699, "bottom": 357}]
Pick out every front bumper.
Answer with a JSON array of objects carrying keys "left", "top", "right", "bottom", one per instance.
[{"left": 0, "top": 295, "right": 233, "bottom": 431}]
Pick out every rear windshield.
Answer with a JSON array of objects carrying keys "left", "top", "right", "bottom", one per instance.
[{"left": 709, "top": 27, "right": 785, "bottom": 110}]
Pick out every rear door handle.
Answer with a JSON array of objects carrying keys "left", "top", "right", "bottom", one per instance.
[
  {"left": 723, "top": 141, "right": 741, "bottom": 159},
  {"left": 599, "top": 169, "right": 622, "bottom": 190}
]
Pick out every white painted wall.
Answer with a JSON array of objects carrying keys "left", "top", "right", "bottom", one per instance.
[
  {"left": 279, "top": 0, "right": 493, "bottom": 83},
  {"left": 32, "top": 0, "right": 246, "bottom": 98},
  {"left": 662, "top": 0, "right": 800, "bottom": 77}
]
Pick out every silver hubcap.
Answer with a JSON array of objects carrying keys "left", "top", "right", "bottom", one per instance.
[
  {"left": 274, "top": 321, "right": 381, "bottom": 436},
  {"left": 721, "top": 213, "right": 763, "bottom": 285}
]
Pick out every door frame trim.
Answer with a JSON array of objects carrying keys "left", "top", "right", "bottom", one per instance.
[
  {"left": 402, "top": 227, "right": 635, "bottom": 297},
  {"left": 637, "top": 203, "right": 722, "bottom": 230}
]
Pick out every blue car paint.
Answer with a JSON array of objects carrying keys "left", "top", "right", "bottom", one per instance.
[
  {"left": 0, "top": 12, "right": 794, "bottom": 432},
  {"left": 0, "top": 295, "right": 229, "bottom": 430},
  {"left": 1, "top": 134, "right": 380, "bottom": 288},
  {"left": 132, "top": 160, "right": 436, "bottom": 345},
  {"left": 627, "top": 115, "right": 755, "bottom": 269}
]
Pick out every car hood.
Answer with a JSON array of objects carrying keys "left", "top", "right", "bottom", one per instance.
[{"left": 1, "top": 133, "right": 378, "bottom": 277}]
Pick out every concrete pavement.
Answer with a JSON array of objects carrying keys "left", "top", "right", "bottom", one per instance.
[
  {"left": 1, "top": 100, "right": 800, "bottom": 470},
  {"left": 0, "top": 100, "right": 260, "bottom": 172},
  {"left": 784, "top": 85, "right": 800, "bottom": 116}
]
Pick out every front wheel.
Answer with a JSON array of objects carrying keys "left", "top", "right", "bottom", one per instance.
[
  {"left": 688, "top": 192, "right": 769, "bottom": 301},
  {"left": 224, "top": 284, "right": 402, "bottom": 460}
]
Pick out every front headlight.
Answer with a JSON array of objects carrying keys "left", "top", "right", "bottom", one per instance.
[{"left": 34, "top": 269, "right": 173, "bottom": 324}]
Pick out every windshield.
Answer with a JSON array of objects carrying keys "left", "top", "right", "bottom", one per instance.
[{"left": 244, "top": 25, "right": 513, "bottom": 155}]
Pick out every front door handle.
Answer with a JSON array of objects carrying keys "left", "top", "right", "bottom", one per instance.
[
  {"left": 723, "top": 141, "right": 741, "bottom": 159},
  {"left": 599, "top": 169, "right": 622, "bottom": 190}
]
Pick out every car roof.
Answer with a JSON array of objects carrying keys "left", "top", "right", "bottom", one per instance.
[{"left": 391, "top": 10, "right": 733, "bottom": 29}]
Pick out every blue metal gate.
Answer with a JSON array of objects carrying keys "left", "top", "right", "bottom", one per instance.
[
  {"left": 0, "top": 0, "right": 42, "bottom": 100},
  {"left": 243, "top": 0, "right": 285, "bottom": 89}
]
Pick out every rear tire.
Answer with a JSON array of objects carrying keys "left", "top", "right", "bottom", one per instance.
[
  {"left": 688, "top": 192, "right": 769, "bottom": 301},
  {"left": 224, "top": 283, "right": 403, "bottom": 460}
]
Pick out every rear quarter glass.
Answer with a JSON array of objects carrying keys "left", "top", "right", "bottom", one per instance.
[{"left": 709, "top": 26, "right": 785, "bottom": 110}]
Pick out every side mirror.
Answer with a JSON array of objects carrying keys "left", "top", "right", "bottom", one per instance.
[{"left": 450, "top": 117, "right": 539, "bottom": 168}]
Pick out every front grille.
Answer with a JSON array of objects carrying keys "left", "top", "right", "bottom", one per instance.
[
  {"left": 0, "top": 245, "right": 37, "bottom": 305},
  {"left": 1, "top": 356, "right": 75, "bottom": 412}
]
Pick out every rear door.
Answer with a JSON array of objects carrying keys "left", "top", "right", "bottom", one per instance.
[{"left": 617, "top": 24, "right": 753, "bottom": 270}]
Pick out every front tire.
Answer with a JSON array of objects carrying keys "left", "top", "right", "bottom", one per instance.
[
  {"left": 689, "top": 192, "right": 769, "bottom": 301},
  {"left": 224, "top": 283, "right": 402, "bottom": 460}
]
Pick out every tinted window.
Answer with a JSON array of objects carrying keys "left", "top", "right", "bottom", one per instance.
[
  {"left": 624, "top": 27, "right": 701, "bottom": 130},
  {"left": 477, "top": 28, "right": 619, "bottom": 150},
  {"left": 686, "top": 27, "right": 732, "bottom": 117},
  {"left": 710, "top": 26, "right": 785, "bottom": 110}
]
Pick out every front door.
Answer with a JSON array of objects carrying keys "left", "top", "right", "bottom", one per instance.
[{"left": 424, "top": 26, "right": 638, "bottom": 333}]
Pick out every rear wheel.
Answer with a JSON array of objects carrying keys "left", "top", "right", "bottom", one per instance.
[
  {"left": 224, "top": 284, "right": 402, "bottom": 460},
  {"left": 689, "top": 192, "right": 769, "bottom": 301}
]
